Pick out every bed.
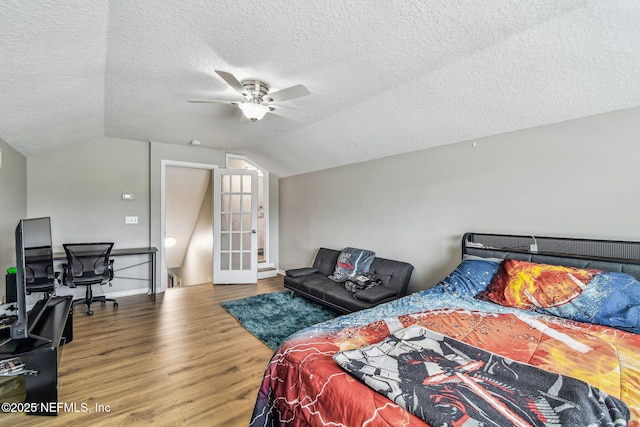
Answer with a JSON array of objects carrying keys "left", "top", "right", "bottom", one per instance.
[{"left": 250, "top": 233, "right": 640, "bottom": 426}]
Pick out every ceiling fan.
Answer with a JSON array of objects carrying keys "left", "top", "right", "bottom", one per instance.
[{"left": 188, "top": 70, "right": 310, "bottom": 122}]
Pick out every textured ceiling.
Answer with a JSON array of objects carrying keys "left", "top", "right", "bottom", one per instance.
[{"left": 1, "top": 1, "right": 639, "bottom": 177}]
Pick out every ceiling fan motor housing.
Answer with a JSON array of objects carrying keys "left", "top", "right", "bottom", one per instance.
[{"left": 241, "top": 80, "right": 270, "bottom": 102}]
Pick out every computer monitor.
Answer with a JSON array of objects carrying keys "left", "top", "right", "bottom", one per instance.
[
  {"left": 23, "top": 217, "right": 55, "bottom": 295},
  {"left": 10, "top": 217, "right": 55, "bottom": 340}
]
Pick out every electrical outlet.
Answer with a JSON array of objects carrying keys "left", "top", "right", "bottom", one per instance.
[{"left": 125, "top": 216, "right": 139, "bottom": 225}]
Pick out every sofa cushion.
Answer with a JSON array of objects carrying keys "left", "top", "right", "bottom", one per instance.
[
  {"left": 369, "top": 257, "right": 414, "bottom": 296},
  {"left": 353, "top": 285, "right": 397, "bottom": 303},
  {"left": 284, "top": 274, "right": 333, "bottom": 297},
  {"left": 286, "top": 267, "right": 318, "bottom": 277},
  {"left": 323, "top": 285, "right": 373, "bottom": 312},
  {"left": 312, "top": 248, "right": 341, "bottom": 276}
]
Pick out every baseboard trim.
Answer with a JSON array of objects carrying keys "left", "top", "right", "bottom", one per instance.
[{"left": 106, "top": 288, "right": 153, "bottom": 298}]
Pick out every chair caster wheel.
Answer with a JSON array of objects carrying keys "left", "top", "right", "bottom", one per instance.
[
  {"left": 114, "top": 303, "right": 119, "bottom": 309},
  {"left": 87, "top": 310, "right": 94, "bottom": 315}
]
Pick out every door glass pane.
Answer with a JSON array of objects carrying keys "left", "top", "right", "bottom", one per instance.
[
  {"left": 231, "top": 175, "right": 241, "bottom": 192},
  {"left": 242, "top": 213, "right": 251, "bottom": 231},
  {"left": 242, "top": 232, "right": 251, "bottom": 249},
  {"left": 242, "top": 252, "right": 251, "bottom": 270},
  {"left": 241, "top": 195, "right": 251, "bottom": 212},
  {"left": 232, "top": 253, "right": 240, "bottom": 270},
  {"left": 220, "top": 253, "right": 229, "bottom": 270},
  {"left": 231, "top": 213, "right": 241, "bottom": 230},
  {"left": 242, "top": 175, "right": 252, "bottom": 192},
  {"left": 222, "top": 175, "right": 231, "bottom": 193},
  {"left": 231, "top": 195, "right": 241, "bottom": 212},
  {"left": 221, "top": 233, "right": 230, "bottom": 251},
  {"left": 221, "top": 214, "right": 231, "bottom": 231},
  {"left": 221, "top": 194, "right": 230, "bottom": 212},
  {"left": 232, "top": 233, "right": 241, "bottom": 250}
]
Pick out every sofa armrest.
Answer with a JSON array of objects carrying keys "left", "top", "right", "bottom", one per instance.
[
  {"left": 285, "top": 267, "right": 319, "bottom": 278},
  {"left": 353, "top": 285, "right": 397, "bottom": 303}
]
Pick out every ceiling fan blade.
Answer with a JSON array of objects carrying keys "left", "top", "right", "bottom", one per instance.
[
  {"left": 266, "top": 84, "right": 310, "bottom": 103},
  {"left": 215, "top": 70, "right": 246, "bottom": 95},
  {"left": 267, "top": 105, "right": 305, "bottom": 121},
  {"left": 187, "top": 99, "right": 239, "bottom": 105}
]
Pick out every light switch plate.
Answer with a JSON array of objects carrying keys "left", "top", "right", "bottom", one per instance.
[{"left": 125, "top": 216, "right": 139, "bottom": 224}]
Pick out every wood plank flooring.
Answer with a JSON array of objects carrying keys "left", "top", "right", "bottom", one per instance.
[{"left": 2, "top": 276, "right": 285, "bottom": 427}]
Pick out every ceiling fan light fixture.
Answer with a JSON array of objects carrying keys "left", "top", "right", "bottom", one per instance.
[{"left": 239, "top": 101, "right": 269, "bottom": 122}]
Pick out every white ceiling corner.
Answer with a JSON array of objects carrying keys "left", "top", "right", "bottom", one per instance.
[{"left": 1, "top": 1, "right": 639, "bottom": 177}]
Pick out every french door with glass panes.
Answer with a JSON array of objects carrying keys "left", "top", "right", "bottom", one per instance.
[{"left": 213, "top": 169, "right": 258, "bottom": 284}]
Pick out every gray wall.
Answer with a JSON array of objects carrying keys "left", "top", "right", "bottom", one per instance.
[
  {"left": 279, "top": 107, "right": 640, "bottom": 294},
  {"left": 27, "top": 136, "right": 150, "bottom": 298},
  {"left": 22, "top": 137, "right": 279, "bottom": 297},
  {"left": 28, "top": 137, "right": 150, "bottom": 247},
  {"left": 0, "top": 138, "right": 27, "bottom": 301}
]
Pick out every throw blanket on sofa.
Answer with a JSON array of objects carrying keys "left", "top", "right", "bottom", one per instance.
[
  {"left": 334, "top": 324, "right": 629, "bottom": 427},
  {"left": 328, "top": 247, "right": 376, "bottom": 282}
]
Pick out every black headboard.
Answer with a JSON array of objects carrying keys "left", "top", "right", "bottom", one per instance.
[{"left": 463, "top": 232, "right": 640, "bottom": 281}]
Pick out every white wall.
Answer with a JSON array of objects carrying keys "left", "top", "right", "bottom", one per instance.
[
  {"left": 0, "top": 138, "right": 27, "bottom": 301},
  {"left": 180, "top": 178, "right": 213, "bottom": 286},
  {"left": 279, "top": 107, "right": 640, "bottom": 294}
]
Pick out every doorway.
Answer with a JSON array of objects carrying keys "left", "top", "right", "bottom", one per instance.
[
  {"left": 162, "top": 161, "right": 215, "bottom": 288},
  {"left": 161, "top": 156, "right": 270, "bottom": 288}
]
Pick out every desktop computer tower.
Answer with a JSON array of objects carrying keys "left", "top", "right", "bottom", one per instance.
[{"left": 5, "top": 273, "right": 17, "bottom": 303}]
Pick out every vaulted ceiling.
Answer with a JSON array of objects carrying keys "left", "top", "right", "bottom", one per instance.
[{"left": 1, "top": 1, "right": 639, "bottom": 177}]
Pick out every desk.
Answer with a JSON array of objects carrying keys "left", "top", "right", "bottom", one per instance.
[
  {"left": 0, "top": 296, "right": 73, "bottom": 415},
  {"left": 54, "top": 247, "right": 158, "bottom": 301}
]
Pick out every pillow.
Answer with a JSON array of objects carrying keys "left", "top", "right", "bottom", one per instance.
[
  {"left": 428, "top": 259, "right": 501, "bottom": 298},
  {"left": 475, "top": 259, "right": 601, "bottom": 309},
  {"left": 353, "top": 285, "right": 396, "bottom": 303},
  {"left": 285, "top": 267, "right": 318, "bottom": 277},
  {"left": 328, "top": 247, "right": 376, "bottom": 282},
  {"left": 538, "top": 272, "right": 640, "bottom": 333}
]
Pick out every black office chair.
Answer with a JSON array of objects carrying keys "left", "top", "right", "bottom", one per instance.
[
  {"left": 62, "top": 242, "right": 119, "bottom": 315},
  {"left": 24, "top": 246, "right": 58, "bottom": 296}
]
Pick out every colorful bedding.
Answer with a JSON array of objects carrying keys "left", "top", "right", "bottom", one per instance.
[
  {"left": 335, "top": 324, "right": 629, "bottom": 426},
  {"left": 250, "top": 261, "right": 640, "bottom": 427}
]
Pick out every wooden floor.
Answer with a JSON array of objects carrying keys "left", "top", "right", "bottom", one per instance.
[{"left": 3, "top": 276, "right": 285, "bottom": 426}]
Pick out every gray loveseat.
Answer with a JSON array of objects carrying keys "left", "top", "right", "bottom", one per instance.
[{"left": 284, "top": 248, "right": 414, "bottom": 313}]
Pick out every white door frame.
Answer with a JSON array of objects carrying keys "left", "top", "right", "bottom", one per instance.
[{"left": 160, "top": 160, "right": 218, "bottom": 291}]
